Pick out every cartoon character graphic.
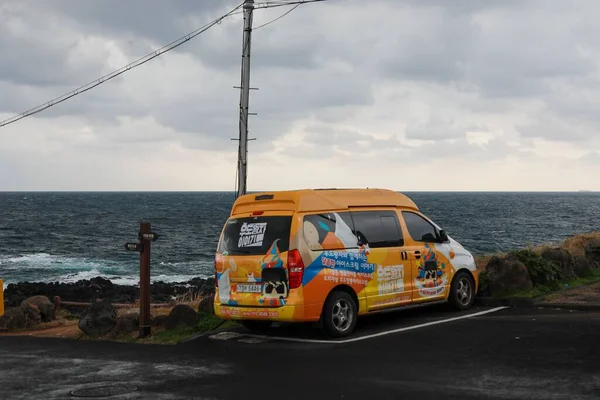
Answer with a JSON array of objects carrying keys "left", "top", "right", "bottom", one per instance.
[
  {"left": 359, "top": 243, "right": 371, "bottom": 256},
  {"left": 260, "top": 239, "right": 285, "bottom": 270},
  {"left": 258, "top": 239, "right": 288, "bottom": 306},
  {"left": 217, "top": 259, "right": 238, "bottom": 305},
  {"left": 301, "top": 212, "right": 376, "bottom": 288},
  {"left": 333, "top": 213, "right": 359, "bottom": 249},
  {"left": 304, "top": 213, "right": 360, "bottom": 251},
  {"left": 414, "top": 244, "right": 448, "bottom": 297},
  {"left": 304, "top": 220, "right": 323, "bottom": 251}
]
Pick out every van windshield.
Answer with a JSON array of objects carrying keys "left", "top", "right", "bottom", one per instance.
[{"left": 217, "top": 215, "right": 292, "bottom": 256}]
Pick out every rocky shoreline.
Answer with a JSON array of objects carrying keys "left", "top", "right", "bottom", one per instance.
[{"left": 3, "top": 276, "right": 216, "bottom": 308}]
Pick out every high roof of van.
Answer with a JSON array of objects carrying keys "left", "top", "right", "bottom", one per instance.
[{"left": 230, "top": 188, "right": 419, "bottom": 215}]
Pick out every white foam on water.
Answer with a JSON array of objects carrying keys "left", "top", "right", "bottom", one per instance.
[{"left": 0, "top": 252, "right": 211, "bottom": 286}]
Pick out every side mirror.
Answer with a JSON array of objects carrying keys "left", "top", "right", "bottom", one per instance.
[{"left": 438, "top": 230, "right": 449, "bottom": 243}]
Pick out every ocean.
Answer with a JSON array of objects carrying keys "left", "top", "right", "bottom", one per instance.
[{"left": 0, "top": 191, "right": 598, "bottom": 286}]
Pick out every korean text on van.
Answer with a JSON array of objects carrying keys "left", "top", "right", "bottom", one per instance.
[{"left": 213, "top": 189, "right": 478, "bottom": 338}]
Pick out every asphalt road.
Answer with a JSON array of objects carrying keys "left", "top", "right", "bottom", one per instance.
[{"left": 1, "top": 305, "right": 599, "bottom": 400}]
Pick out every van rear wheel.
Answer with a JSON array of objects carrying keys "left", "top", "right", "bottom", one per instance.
[
  {"left": 241, "top": 320, "right": 273, "bottom": 332},
  {"left": 449, "top": 271, "right": 475, "bottom": 311},
  {"left": 321, "top": 291, "right": 357, "bottom": 338}
]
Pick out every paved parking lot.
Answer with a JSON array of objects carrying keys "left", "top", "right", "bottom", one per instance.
[
  {"left": 1, "top": 305, "right": 599, "bottom": 399},
  {"left": 204, "top": 304, "right": 507, "bottom": 344}
]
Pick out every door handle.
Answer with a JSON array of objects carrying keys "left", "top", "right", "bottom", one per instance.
[{"left": 414, "top": 251, "right": 421, "bottom": 259}]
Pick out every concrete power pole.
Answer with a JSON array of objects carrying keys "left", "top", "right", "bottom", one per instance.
[{"left": 236, "top": 0, "right": 255, "bottom": 199}]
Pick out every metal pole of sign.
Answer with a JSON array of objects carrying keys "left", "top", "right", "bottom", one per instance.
[{"left": 138, "top": 222, "right": 152, "bottom": 337}]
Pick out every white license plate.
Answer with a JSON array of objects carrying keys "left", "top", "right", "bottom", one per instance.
[{"left": 237, "top": 283, "right": 262, "bottom": 293}]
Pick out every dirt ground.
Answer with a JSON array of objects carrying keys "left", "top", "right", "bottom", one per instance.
[
  {"left": 543, "top": 282, "right": 600, "bottom": 304},
  {"left": 0, "top": 320, "right": 81, "bottom": 339},
  {"left": 0, "top": 304, "right": 183, "bottom": 339}
]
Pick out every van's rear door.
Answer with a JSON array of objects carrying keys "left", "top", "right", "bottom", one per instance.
[{"left": 216, "top": 212, "right": 293, "bottom": 307}]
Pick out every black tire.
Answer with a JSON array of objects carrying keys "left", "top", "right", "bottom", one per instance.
[
  {"left": 449, "top": 271, "right": 475, "bottom": 311},
  {"left": 321, "top": 291, "right": 357, "bottom": 338},
  {"left": 241, "top": 320, "right": 273, "bottom": 332}
]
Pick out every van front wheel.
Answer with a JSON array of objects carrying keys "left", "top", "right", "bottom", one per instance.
[
  {"left": 321, "top": 291, "right": 357, "bottom": 338},
  {"left": 449, "top": 271, "right": 475, "bottom": 311}
]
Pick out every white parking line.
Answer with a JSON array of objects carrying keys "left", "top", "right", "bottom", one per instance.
[{"left": 241, "top": 306, "right": 508, "bottom": 344}]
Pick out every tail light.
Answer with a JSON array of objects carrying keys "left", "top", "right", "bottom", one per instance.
[{"left": 287, "top": 249, "right": 305, "bottom": 289}]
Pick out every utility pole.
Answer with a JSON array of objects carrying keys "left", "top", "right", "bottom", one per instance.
[{"left": 236, "top": 0, "right": 255, "bottom": 199}]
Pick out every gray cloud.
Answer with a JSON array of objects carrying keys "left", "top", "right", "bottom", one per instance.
[
  {"left": 516, "top": 118, "right": 598, "bottom": 143},
  {"left": 405, "top": 117, "right": 471, "bottom": 141},
  {"left": 1, "top": 0, "right": 600, "bottom": 191},
  {"left": 580, "top": 152, "right": 600, "bottom": 165}
]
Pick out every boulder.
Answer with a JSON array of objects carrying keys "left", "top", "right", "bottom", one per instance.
[
  {"left": 584, "top": 240, "right": 600, "bottom": 265},
  {"left": 152, "top": 314, "right": 169, "bottom": 327},
  {"left": 78, "top": 298, "right": 117, "bottom": 337},
  {"left": 21, "top": 303, "right": 42, "bottom": 328},
  {"left": 113, "top": 312, "right": 139, "bottom": 335},
  {"left": 21, "top": 295, "right": 55, "bottom": 322},
  {"left": 0, "top": 307, "right": 26, "bottom": 331},
  {"left": 199, "top": 282, "right": 216, "bottom": 298},
  {"left": 541, "top": 248, "right": 576, "bottom": 280},
  {"left": 165, "top": 305, "right": 199, "bottom": 330},
  {"left": 198, "top": 296, "right": 215, "bottom": 315},
  {"left": 3, "top": 277, "right": 209, "bottom": 307},
  {"left": 574, "top": 255, "right": 595, "bottom": 277},
  {"left": 486, "top": 255, "right": 534, "bottom": 296}
]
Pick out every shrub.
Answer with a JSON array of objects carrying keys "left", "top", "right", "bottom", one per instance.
[
  {"left": 477, "top": 270, "right": 489, "bottom": 296},
  {"left": 510, "top": 249, "right": 563, "bottom": 287}
]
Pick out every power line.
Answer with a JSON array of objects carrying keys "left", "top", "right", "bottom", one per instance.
[
  {"left": 254, "top": 4, "right": 301, "bottom": 30},
  {"left": 0, "top": 0, "right": 329, "bottom": 130},
  {"left": 254, "top": 0, "right": 329, "bottom": 9},
  {"left": 0, "top": 2, "right": 245, "bottom": 129},
  {"left": 251, "top": 0, "right": 329, "bottom": 29}
]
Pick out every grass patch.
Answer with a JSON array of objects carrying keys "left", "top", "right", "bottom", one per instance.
[
  {"left": 495, "top": 269, "right": 600, "bottom": 299},
  {"left": 113, "top": 313, "right": 239, "bottom": 345}
]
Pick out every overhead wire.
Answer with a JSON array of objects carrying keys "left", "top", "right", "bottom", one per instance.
[
  {"left": 0, "top": 2, "right": 245, "bottom": 129},
  {"left": 254, "top": 0, "right": 329, "bottom": 10},
  {"left": 254, "top": 4, "right": 301, "bottom": 30},
  {"left": 0, "top": 0, "right": 329, "bottom": 130}
]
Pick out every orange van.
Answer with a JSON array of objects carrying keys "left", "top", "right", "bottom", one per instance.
[{"left": 213, "top": 189, "right": 478, "bottom": 337}]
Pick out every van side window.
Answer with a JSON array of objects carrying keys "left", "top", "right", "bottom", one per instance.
[
  {"left": 402, "top": 211, "right": 438, "bottom": 242},
  {"left": 350, "top": 211, "right": 404, "bottom": 248},
  {"left": 303, "top": 212, "right": 358, "bottom": 250}
]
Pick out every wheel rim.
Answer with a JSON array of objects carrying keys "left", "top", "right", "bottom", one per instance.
[
  {"left": 331, "top": 298, "right": 353, "bottom": 332},
  {"left": 456, "top": 277, "right": 472, "bottom": 306}
]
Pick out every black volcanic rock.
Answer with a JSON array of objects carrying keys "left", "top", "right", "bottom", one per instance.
[{"left": 3, "top": 277, "right": 215, "bottom": 307}]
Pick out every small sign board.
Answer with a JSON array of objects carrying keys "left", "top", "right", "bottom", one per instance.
[
  {"left": 125, "top": 242, "right": 144, "bottom": 252},
  {"left": 139, "top": 232, "right": 159, "bottom": 242}
]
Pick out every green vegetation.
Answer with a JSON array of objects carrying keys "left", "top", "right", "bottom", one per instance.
[
  {"left": 115, "top": 313, "right": 239, "bottom": 345},
  {"left": 478, "top": 270, "right": 489, "bottom": 295},
  {"left": 498, "top": 268, "right": 600, "bottom": 299},
  {"left": 510, "top": 249, "right": 563, "bottom": 288},
  {"left": 56, "top": 309, "right": 78, "bottom": 321}
]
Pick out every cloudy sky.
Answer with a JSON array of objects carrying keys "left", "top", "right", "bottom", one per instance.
[{"left": 1, "top": 0, "right": 599, "bottom": 192}]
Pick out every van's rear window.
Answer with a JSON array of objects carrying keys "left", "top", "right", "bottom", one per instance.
[{"left": 217, "top": 216, "right": 292, "bottom": 255}]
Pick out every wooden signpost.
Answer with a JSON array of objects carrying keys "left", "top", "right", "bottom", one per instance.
[
  {"left": 124, "top": 222, "right": 159, "bottom": 338},
  {"left": 0, "top": 279, "right": 4, "bottom": 317}
]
